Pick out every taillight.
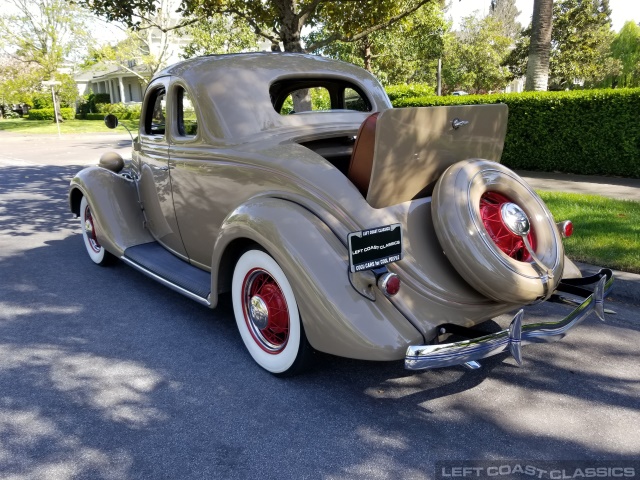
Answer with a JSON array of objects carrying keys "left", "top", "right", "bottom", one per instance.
[
  {"left": 557, "top": 220, "right": 573, "bottom": 238},
  {"left": 377, "top": 272, "right": 400, "bottom": 297}
]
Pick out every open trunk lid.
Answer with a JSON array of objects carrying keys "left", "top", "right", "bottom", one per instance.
[{"left": 366, "top": 104, "right": 508, "bottom": 208}]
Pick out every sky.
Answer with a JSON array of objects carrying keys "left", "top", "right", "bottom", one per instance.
[{"left": 447, "top": 0, "right": 640, "bottom": 32}]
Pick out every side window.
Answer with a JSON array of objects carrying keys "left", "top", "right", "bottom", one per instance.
[
  {"left": 144, "top": 87, "right": 166, "bottom": 136},
  {"left": 344, "top": 87, "right": 369, "bottom": 112},
  {"left": 177, "top": 87, "right": 198, "bottom": 137}
]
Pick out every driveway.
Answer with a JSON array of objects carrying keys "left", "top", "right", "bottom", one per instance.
[{"left": 0, "top": 133, "right": 638, "bottom": 479}]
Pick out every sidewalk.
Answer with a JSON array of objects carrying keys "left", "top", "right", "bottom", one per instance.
[{"left": 517, "top": 170, "right": 640, "bottom": 202}]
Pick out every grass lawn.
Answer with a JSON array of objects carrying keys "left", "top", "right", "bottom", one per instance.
[
  {"left": 538, "top": 191, "right": 640, "bottom": 273},
  {"left": 0, "top": 117, "right": 138, "bottom": 134}
]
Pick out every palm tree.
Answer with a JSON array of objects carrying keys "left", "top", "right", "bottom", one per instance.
[{"left": 525, "top": 0, "right": 553, "bottom": 90}]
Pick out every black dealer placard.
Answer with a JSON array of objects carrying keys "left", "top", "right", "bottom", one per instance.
[{"left": 348, "top": 224, "right": 403, "bottom": 273}]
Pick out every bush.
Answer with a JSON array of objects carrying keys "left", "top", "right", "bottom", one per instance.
[
  {"left": 94, "top": 102, "right": 141, "bottom": 120},
  {"left": 77, "top": 93, "right": 114, "bottom": 117},
  {"left": 27, "top": 108, "right": 75, "bottom": 121},
  {"left": 32, "top": 93, "right": 54, "bottom": 109},
  {"left": 85, "top": 113, "right": 108, "bottom": 120},
  {"left": 385, "top": 84, "right": 435, "bottom": 103},
  {"left": 391, "top": 88, "right": 640, "bottom": 178},
  {"left": 92, "top": 93, "right": 111, "bottom": 104}
]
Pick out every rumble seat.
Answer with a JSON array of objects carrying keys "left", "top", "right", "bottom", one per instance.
[{"left": 347, "top": 112, "right": 379, "bottom": 196}]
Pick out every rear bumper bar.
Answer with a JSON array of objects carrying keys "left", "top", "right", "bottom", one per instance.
[{"left": 405, "top": 270, "right": 613, "bottom": 371}]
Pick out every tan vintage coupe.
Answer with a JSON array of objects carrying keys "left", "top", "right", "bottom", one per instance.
[{"left": 69, "top": 53, "right": 613, "bottom": 376}]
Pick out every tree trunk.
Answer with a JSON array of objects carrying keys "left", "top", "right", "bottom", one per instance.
[
  {"left": 53, "top": 90, "right": 64, "bottom": 123},
  {"left": 277, "top": 0, "right": 311, "bottom": 111},
  {"left": 363, "top": 37, "right": 372, "bottom": 72},
  {"left": 525, "top": 0, "right": 554, "bottom": 91},
  {"left": 278, "top": 0, "right": 305, "bottom": 53}
]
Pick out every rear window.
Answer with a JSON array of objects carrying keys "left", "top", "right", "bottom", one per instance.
[{"left": 270, "top": 79, "right": 371, "bottom": 115}]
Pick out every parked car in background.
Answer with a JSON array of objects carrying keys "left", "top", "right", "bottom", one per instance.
[{"left": 69, "top": 53, "right": 613, "bottom": 376}]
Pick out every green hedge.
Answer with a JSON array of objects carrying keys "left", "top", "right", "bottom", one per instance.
[
  {"left": 27, "top": 108, "right": 75, "bottom": 121},
  {"left": 74, "top": 113, "right": 112, "bottom": 121},
  {"left": 390, "top": 88, "right": 640, "bottom": 178},
  {"left": 385, "top": 83, "right": 435, "bottom": 103},
  {"left": 95, "top": 102, "right": 141, "bottom": 120}
]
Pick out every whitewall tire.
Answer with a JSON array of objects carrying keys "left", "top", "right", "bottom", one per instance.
[
  {"left": 232, "top": 249, "right": 312, "bottom": 376},
  {"left": 80, "top": 196, "right": 115, "bottom": 266}
]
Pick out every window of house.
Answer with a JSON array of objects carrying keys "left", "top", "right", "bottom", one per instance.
[
  {"left": 177, "top": 87, "right": 198, "bottom": 137},
  {"left": 145, "top": 87, "right": 166, "bottom": 136}
]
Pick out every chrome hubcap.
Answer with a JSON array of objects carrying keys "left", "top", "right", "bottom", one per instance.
[
  {"left": 500, "top": 202, "right": 531, "bottom": 236},
  {"left": 249, "top": 295, "right": 269, "bottom": 330}
]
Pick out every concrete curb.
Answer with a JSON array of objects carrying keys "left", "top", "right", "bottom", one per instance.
[{"left": 576, "top": 262, "right": 640, "bottom": 305}]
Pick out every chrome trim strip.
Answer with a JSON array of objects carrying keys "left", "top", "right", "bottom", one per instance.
[
  {"left": 121, "top": 256, "right": 211, "bottom": 307},
  {"left": 405, "top": 274, "right": 613, "bottom": 370}
]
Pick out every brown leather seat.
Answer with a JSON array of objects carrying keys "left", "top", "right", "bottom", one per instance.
[{"left": 347, "top": 112, "right": 379, "bottom": 197}]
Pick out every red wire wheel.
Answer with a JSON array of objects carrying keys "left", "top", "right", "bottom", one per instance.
[
  {"left": 479, "top": 192, "right": 536, "bottom": 262},
  {"left": 431, "top": 159, "right": 564, "bottom": 304},
  {"left": 84, "top": 203, "right": 102, "bottom": 253},
  {"left": 79, "top": 196, "right": 115, "bottom": 266},
  {"left": 241, "top": 268, "right": 290, "bottom": 353}
]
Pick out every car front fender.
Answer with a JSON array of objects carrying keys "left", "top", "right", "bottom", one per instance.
[
  {"left": 69, "top": 166, "right": 153, "bottom": 257},
  {"left": 211, "top": 197, "right": 423, "bottom": 361}
]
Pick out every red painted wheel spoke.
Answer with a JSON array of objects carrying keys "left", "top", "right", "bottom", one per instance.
[
  {"left": 242, "top": 268, "right": 290, "bottom": 353},
  {"left": 480, "top": 192, "right": 536, "bottom": 262},
  {"left": 84, "top": 205, "right": 101, "bottom": 252}
]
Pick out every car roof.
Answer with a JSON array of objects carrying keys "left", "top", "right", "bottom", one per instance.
[{"left": 154, "top": 53, "right": 392, "bottom": 141}]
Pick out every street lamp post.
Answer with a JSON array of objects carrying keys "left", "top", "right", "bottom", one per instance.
[{"left": 42, "top": 80, "right": 62, "bottom": 137}]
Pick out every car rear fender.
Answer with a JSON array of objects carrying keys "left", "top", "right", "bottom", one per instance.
[
  {"left": 211, "top": 197, "right": 423, "bottom": 361},
  {"left": 69, "top": 166, "right": 153, "bottom": 257}
]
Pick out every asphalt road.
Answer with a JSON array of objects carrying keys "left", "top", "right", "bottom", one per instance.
[{"left": 1, "top": 132, "right": 639, "bottom": 480}]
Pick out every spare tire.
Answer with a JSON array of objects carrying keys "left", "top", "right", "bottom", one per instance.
[{"left": 432, "top": 159, "right": 564, "bottom": 304}]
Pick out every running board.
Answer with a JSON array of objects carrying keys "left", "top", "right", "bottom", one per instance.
[{"left": 122, "top": 242, "right": 211, "bottom": 306}]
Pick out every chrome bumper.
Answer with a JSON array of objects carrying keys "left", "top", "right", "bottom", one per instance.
[{"left": 405, "top": 271, "right": 613, "bottom": 371}]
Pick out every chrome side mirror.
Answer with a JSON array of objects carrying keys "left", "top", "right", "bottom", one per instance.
[
  {"left": 104, "top": 114, "right": 119, "bottom": 129},
  {"left": 104, "top": 113, "right": 135, "bottom": 148}
]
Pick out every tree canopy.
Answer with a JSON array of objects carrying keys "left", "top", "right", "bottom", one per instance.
[
  {"left": 309, "top": 1, "right": 447, "bottom": 85},
  {"left": 490, "top": 0, "right": 521, "bottom": 40},
  {"left": 180, "top": 15, "right": 260, "bottom": 58},
  {"left": 75, "top": 0, "right": 443, "bottom": 53},
  {"left": 506, "top": 0, "right": 616, "bottom": 90},
  {"left": 0, "top": 0, "right": 92, "bottom": 117},
  {"left": 442, "top": 14, "right": 512, "bottom": 94},
  {"left": 611, "top": 21, "right": 640, "bottom": 87},
  {"left": 1, "top": 0, "right": 92, "bottom": 76}
]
